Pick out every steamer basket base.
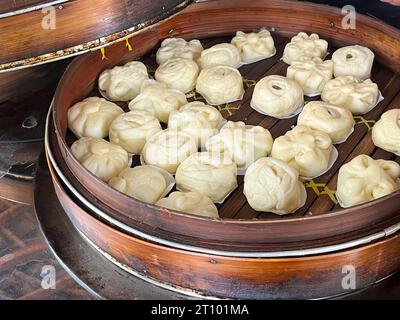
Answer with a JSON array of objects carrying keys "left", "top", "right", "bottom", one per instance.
[{"left": 34, "top": 154, "right": 400, "bottom": 300}]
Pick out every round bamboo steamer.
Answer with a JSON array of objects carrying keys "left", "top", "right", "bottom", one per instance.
[{"left": 46, "top": 0, "right": 400, "bottom": 298}]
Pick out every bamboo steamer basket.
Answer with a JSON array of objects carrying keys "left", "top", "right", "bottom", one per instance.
[{"left": 46, "top": 0, "right": 400, "bottom": 299}]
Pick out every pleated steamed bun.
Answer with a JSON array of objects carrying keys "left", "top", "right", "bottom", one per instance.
[
  {"left": 156, "top": 38, "right": 203, "bottom": 65},
  {"left": 282, "top": 32, "right": 328, "bottom": 65},
  {"left": 372, "top": 109, "right": 400, "bottom": 156},
  {"left": 109, "top": 110, "right": 162, "bottom": 154},
  {"left": 68, "top": 97, "right": 123, "bottom": 139},
  {"left": 332, "top": 45, "right": 375, "bottom": 80},
  {"left": 321, "top": 76, "right": 380, "bottom": 115},
  {"left": 141, "top": 129, "right": 197, "bottom": 174},
  {"left": 297, "top": 101, "right": 355, "bottom": 144},
  {"left": 176, "top": 152, "right": 238, "bottom": 203},
  {"left": 109, "top": 165, "right": 174, "bottom": 204},
  {"left": 336, "top": 155, "right": 400, "bottom": 208},
  {"left": 98, "top": 61, "right": 149, "bottom": 101},
  {"left": 251, "top": 75, "right": 304, "bottom": 118},
  {"left": 231, "top": 29, "right": 276, "bottom": 64},
  {"left": 155, "top": 57, "right": 199, "bottom": 93},
  {"left": 196, "top": 65, "right": 244, "bottom": 105},
  {"left": 128, "top": 80, "right": 187, "bottom": 123},
  {"left": 244, "top": 157, "right": 307, "bottom": 214},
  {"left": 71, "top": 137, "right": 129, "bottom": 182},
  {"left": 156, "top": 191, "right": 219, "bottom": 218},
  {"left": 198, "top": 43, "right": 241, "bottom": 69},
  {"left": 168, "top": 102, "right": 224, "bottom": 148},
  {"left": 206, "top": 121, "right": 273, "bottom": 169},
  {"left": 271, "top": 125, "right": 335, "bottom": 178},
  {"left": 286, "top": 57, "right": 333, "bottom": 96}
]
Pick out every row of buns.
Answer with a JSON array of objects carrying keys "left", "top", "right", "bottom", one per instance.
[{"left": 66, "top": 31, "right": 400, "bottom": 218}]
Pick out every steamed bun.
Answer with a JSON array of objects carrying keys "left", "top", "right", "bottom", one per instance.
[
  {"left": 168, "top": 102, "right": 224, "bottom": 148},
  {"left": 231, "top": 29, "right": 276, "bottom": 64},
  {"left": 155, "top": 57, "right": 199, "bottom": 93},
  {"left": 271, "top": 125, "right": 334, "bottom": 178},
  {"left": 286, "top": 57, "right": 333, "bottom": 96},
  {"left": 109, "top": 110, "right": 162, "bottom": 154},
  {"left": 156, "top": 38, "right": 203, "bottom": 65},
  {"left": 198, "top": 43, "right": 241, "bottom": 69},
  {"left": 128, "top": 80, "right": 187, "bottom": 123},
  {"left": 156, "top": 191, "right": 219, "bottom": 218},
  {"left": 141, "top": 129, "right": 197, "bottom": 174},
  {"left": 336, "top": 155, "right": 400, "bottom": 208},
  {"left": 244, "top": 157, "right": 307, "bottom": 214},
  {"left": 67, "top": 97, "right": 123, "bottom": 139},
  {"left": 176, "top": 152, "right": 238, "bottom": 203},
  {"left": 206, "top": 121, "right": 273, "bottom": 169},
  {"left": 372, "top": 109, "right": 400, "bottom": 156},
  {"left": 282, "top": 32, "right": 328, "bottom": 65},
  {"left": 196, "top": 65, "right": 244, "bottom": 105},
  {"left": 98, "top": 61, "right": 149, "bottom": 101},
  {"left": 332, "top": 45, "right": 375, "bottom": 80},
  {"left": 71, "top": 137, "right": 129, "bottom": 182},
  {"left": 109, "top": 166, "right": 174, "bottom": 204},
  {"left": 297, "top": 101, "right": 355, "bottom": 144},
  {"left": 251, "top": 75, "right": 304, "bottom": 118},
  {"left": 321, "top": 76, "right": 379, "bottom": 115}
]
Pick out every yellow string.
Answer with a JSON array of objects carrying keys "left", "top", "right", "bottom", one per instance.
[
  {"left": 217, "top": 103, "right": 241, "bottom": 116},
  {"left": 304, "top": 179, "right": 338, "bottom": 205},
  {"left": 354, "top": 116, "right": 375, "bottom": 131},
  {"left": 243, "top": 78, "right": 257, "bottom": 89},
  {"left": 100, "top": 47, "right": 107, "bottom": 60},
  {"left": 125, "top": 39, "right": 133, "bottom": 52}
]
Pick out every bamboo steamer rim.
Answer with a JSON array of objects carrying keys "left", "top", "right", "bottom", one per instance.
[{"left": 50, "top": 0, "right": 400, "bottom": 249}]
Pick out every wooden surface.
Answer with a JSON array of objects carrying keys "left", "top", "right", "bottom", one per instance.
[
  {"left": 0, "top": 197, "right": 92, "bottom": 299},
  {"left": 0, "top": 0, "right": 192, "bottom": 71},
  {"left": 0, "top": 1, "right": 63, "bottom": 14},
  {"left": 49, "top": 1, "right": 400, "bottom": 251}
]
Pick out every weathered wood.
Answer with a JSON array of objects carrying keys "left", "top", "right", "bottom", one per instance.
[{"left": 0, "top": 0, "right": 192, "bottom": 71}]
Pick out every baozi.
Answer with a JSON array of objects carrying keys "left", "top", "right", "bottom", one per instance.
[
  {"left": 336, "top": 155, "right": 400, "bottom": 208},
  {"left": 372, "top": 109, "right": 400, "bottom": 156},
  {"left": 98, "top": 61, "right": 149, "bottom": 101},
  {"left": 175, "top": 152, "right": 238, "bottom": 203},
  {"left": 67, "top": 97, "right": 123, "bottom": 139},
  {"left": 71, "top": 137, "right": 129, "bottom": 182},
  {"left": 109, "top": 110, "right": 162, "bottom": 154},
  {"left": 250, "top": 75, "right": 304, "bottom": 118},
  {"left": 128, "top": 80, "right": 187, "bottom": 123},
  {"left": 155, "top": 57, "right": 199, "bottom": 93},
  {"left": 156, "top": 38, "right": 203, "bottom": 65},
  {"left": 206, "top": 121, "right": 273, "bottom": 169},
  {"left": 286, "top": 57, "right": 333, "bottom": 96},
  {"left": 231, "top": 29, "right": 276, "bottom": 64},
  {"left": 271, "top": 125, "right": 335, "bottom": 178},
  {"left": 332, "top": 45, "right": 374, "bottom": 80},
  {"left": 196, "top": 65, "right": 244, "bottom": 105},
  {"left": 198, "top": 43, "right": 241, "bottom": 69},
  {"left": 109, "top": 166, "right": 174, "bottom": 204},
  {"left": 244, "top": 157, "right": 307, "bottom": 214},
  {"left": 168, "top": 102, "right": 224, "bottom": 148},
  {"left": 282, "top": 32, "right": 328, "bottom": 65},
  {"left": 156, "top": 191, "right": 219, "bottom": 218},
  {"left": 321, "top": 76, "right": 380, "bottom": 115},
  {"left": 141, "top": 129, "right": 197, "bottom": 174},
  {"left": 297, "top": 101, "right": 355, "bottom": 144}
]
